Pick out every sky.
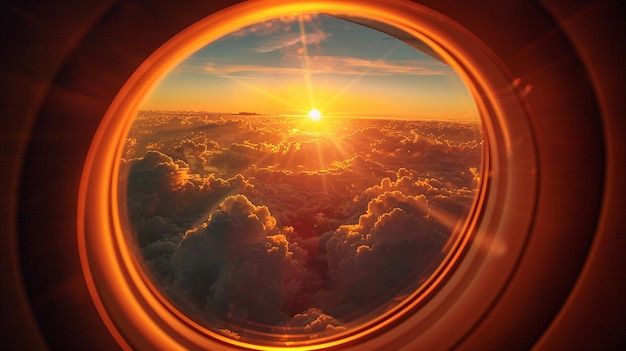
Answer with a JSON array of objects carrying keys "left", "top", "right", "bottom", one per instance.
[{"left": 142, "top": 14, "right": 479, "bottom": 120}]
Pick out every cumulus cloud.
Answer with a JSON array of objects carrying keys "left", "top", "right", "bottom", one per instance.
[
  {"left": 319, "top": 191, "right": 445, "bottom": 315},
  {"left": 169, "top": 194, "right": 321, "bottom": 326},
  {"left": 121, "top": 149, "right": 255, "bottom": 252}
]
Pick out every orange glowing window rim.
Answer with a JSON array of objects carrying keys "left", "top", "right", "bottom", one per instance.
[{"left": 77, "top": 0, "right": 536, "bottom": 350}]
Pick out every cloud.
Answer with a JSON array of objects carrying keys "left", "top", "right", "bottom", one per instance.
[
  {"left": 122, "top": 150, "right": 255, "bottom": 246},
  {"left": 319, "top": 190, "right": 445, "bottom": 314},
  {"left": 228, "top": 14, "right": 319, "bottom": 38},
  {"left": 169, "top": 195, "right": 321, "bottom": 327},
  {"left": 142, "top": 238, "right": 179, "bottom": 281},
  {"left": 253, "top": 31, "right": 331, "bottom": 53},
  {"left": 135, "top": 215, "right": 182, "bottom": 248},
  {"left": 203, "top": 62, "right": 303, "bottom": 76},
  {"left": 203, "top": 56, "right": 446, "bottom": 77},
  {"left": 308, "top": 56, "right": 447, "bottom": 75},
  {"left": 286, "top": 308, "right": 346, "bottom": 334},
  {"left": 218, "top": 75, "right": 257, "bottom": 80},
  {"left": 170, "top": 138, "right": 212, "bottom": 174}
]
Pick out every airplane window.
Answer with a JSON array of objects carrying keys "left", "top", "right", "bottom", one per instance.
[
  {"left": 117, "top": 13, "right": 483, "bottom": 346},
  {"left": 9, "top": 0, "right": 615, "bottom": 349}
]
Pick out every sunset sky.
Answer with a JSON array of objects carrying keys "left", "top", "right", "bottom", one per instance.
[{"left": 142, "top": 14, "right": 479, "bottom": 120}]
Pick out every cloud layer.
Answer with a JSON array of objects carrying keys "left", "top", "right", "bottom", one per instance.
[{"left": 122, "top": 111, "right": 482, "bottom": 337}]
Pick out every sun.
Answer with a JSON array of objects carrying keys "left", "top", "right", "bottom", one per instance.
[{"left": 307, "top": 108, "right": 322, "bottom": 121}]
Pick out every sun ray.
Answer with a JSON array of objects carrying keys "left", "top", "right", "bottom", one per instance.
[
  {"left": 221, "top": 77, "right": 302, "bottom": 112},
  {"left": 298, "top": 14, "right": 316, "bottom": 111},
  {"left": 319, "top": 42, "right": 403, "bottom": 113},
  {"left": 315, "top": 141, "right": 331, "bottom": 193},
  {"left": 325, "top": 131, "right": 351, "bottom": 166}
]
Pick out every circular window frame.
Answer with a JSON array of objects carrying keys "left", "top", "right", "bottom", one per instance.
[{"left": 77, "top": 0, "right": 537, "bottom": 350}]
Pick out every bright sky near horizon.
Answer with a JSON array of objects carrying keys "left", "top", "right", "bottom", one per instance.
[{"left": 142, "top": 14, "right": 479, "bottom": 121}]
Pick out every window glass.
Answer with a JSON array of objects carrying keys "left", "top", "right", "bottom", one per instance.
[{"left": 119, "top": 13, "right": 482, "bottom": 342}]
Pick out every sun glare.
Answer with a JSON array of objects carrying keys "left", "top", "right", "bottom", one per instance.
[{"left": 308, "top": 108, "right": 322, "bottom": 121}]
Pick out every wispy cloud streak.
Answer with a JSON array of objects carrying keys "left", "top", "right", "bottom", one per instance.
[
  {"left": 203, "top": 56, "right": 448, "bottom": 77},
  {"left": 253, "top": 31, "right": 330, "bottom": 53},
  {"left": 228, "top": 14, "right": 318, "bottom": 38}
]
